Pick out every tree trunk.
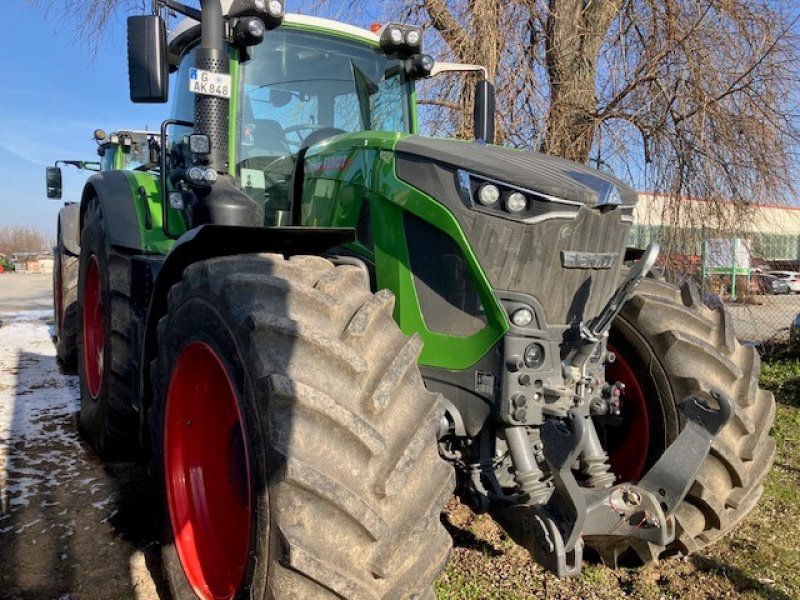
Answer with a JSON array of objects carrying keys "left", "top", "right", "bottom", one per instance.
[{"left": 542, "top": 0, "right": 622, "bottom": 161}]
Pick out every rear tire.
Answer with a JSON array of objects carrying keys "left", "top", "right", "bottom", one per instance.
[
  {"left": 53, "top": 223, "right": 79, "bottom": 367},
  {"left": 150, "top": 253, "right": 455, "bottom": 600},
  {"left": 77, "top": 199, "right": 138, "bottom": 458},
  {"left": 591, "top": 279, "right": 776, "bottom": 565}
]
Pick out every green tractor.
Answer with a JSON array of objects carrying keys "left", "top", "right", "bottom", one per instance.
[
  {"left": 55, "top": 1, "right": 775, "bottom": 597},
  {"left": 48, "top": 129, "right": 161, "bottom": 367}
]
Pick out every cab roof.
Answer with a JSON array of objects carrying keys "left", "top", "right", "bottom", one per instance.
[{"left": 169, "top": 9, "right": 379, "bottom": 47}]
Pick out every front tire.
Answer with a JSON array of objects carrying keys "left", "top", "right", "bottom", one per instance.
[
  {"left": 150, "top": 253, "right": 455, "bottom": 599},
  {"left": 591, "top": 279, "right": 776, "bottom": 565}
]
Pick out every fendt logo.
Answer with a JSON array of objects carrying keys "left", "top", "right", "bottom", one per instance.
[{"left": 561, "top": 251, "right": 619, "bottom": 269}]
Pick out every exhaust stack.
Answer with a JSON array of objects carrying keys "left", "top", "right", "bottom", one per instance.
[{"left": 195, "top": 0, "right": 229, "bottom": 174}]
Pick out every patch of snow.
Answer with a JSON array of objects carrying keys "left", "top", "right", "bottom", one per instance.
[{"left": 0, "top": 311, "right": 106, "bottom": 532}]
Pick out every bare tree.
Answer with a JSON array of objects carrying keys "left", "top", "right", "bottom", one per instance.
[
  {"left": 0, "top": 226, "right": 53, "bottom": 256},
  {"left": 34, "top": 0, "right": 800, "bottom": 228},
  {"left": 26, "top": 0, "right": 157, "bottom": 53}
]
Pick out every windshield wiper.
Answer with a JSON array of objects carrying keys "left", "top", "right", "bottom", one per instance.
[{"left": 351, "top": 61, "right": 378, "bottom": 130}]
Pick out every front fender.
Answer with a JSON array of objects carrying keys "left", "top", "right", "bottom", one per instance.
[{"left": 80, "top": 171, "right": 143, "bottom": 251}]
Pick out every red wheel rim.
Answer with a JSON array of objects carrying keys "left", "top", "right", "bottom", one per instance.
[
  {"left": 165, "top": 342, "right": 252, "bottom": 600},
  {"left": 604, "top": 343, "right": 650, "bottom": 481},
  {"left": 82, "top": 255, "right": 104, "bottom": 398}
]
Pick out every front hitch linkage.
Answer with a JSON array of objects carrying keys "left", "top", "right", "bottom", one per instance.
[{"left": 522, "top": 388, "right": 733, "bottom": 576}]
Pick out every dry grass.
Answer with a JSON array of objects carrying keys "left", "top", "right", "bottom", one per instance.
[{"left": 437, "top": 353, "right": 800, "bottom": 600}]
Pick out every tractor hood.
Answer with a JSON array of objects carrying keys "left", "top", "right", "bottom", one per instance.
[
  {"left": 394, "top": 135, "right": 636, "bottom": 332},
  {"left": 395, "top": 136, "right": 638, "bottom": 208}
]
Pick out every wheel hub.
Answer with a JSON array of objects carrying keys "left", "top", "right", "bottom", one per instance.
[{"left": 603, "top": 343, "right": 650, "bottom": 481}]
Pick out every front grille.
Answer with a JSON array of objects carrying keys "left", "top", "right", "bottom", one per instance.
[{"left": 461, "top": 207, "right": 630, "bottom": 327}]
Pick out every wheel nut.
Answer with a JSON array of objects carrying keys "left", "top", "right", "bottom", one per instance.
[
  {"left": 514, "top": 408, "right": 527, "bottom": 422},
  {"left": 512, "top": 393, "right": 527, "bottom": 408},
  {"left": 518, "top": 374, "right": 532, "bottom": 386}
]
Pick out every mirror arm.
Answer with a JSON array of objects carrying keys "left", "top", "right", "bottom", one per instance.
[{"left": 154, "top": 0, "right": 202, "bottom": 21}]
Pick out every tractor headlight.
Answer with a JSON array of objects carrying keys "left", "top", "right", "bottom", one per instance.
[
  {"left": 267, "top": 0, "right": 284, "bottom": 17},
  {"left": 511, "top": 308, "right": 534, "bottom": 327},
  {"left": 389, "top": 28, "right": 404, "bottom": 44},
  {"left": 477, "top": 183, "right": 501, "bottom": 206},
  {"left": 456, "top": 170, "right": 581, "bottom": 222},
  {"left": 524, "top": 343, "right": 546, "bottom": 369},
  {"left": 505, "top": 191, "right": 527, "bottom": 213}
]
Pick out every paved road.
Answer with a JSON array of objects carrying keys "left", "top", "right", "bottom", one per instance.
[
  {"left": 0, "top": 274, "right": 53, "bottom": 313},
  {"left": 726, "top": 293, "right": 800, "bottom": 342},
  {"left": 0, "top": 275, "right": 161, "bottom": 600}
]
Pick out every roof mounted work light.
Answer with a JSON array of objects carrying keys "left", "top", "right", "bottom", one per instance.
[
  {"left": 229, "top": 0, "right": 284, "bottom": 26},
  {"left": 233, "top": 16, "right": 266, "bottom": 46},
  {"left": 378, "top": 23, "right": 423, "bottom": 57},
  {"left": 405, "top": 53, "right": 435, "bottom": 79}
]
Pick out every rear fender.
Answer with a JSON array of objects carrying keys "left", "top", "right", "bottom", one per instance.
[{"left": 58, "top": 203, "right": 81, "bottom": 256}]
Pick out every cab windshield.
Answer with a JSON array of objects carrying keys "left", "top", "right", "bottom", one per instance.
[
  {"left": 236, "top": 28, "right": 412, "bottom": 222},
  {"left": 240, "top": 29, "right": 411, "bottom": 150}
]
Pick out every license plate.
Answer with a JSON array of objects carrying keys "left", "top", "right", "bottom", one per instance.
[{"left": 189, "top": 68, "right": 232, "bottom": 99}]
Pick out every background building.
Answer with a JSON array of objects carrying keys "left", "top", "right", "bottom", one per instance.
[{"left": 629, "top": 193, "right": 800, "bottom": 269}]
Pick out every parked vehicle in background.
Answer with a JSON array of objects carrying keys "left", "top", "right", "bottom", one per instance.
[
  {"left": 753, "top": 273, "right": 790, "bottom": 295},
  {"left": 768, "top": 271, "right": 800, "bottom": 293}
]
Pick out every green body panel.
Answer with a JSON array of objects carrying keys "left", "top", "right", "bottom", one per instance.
[
  {"left": 112, "top": 145, "right": 126, "bottom": 170},
  {"left": 228, "top": 53, "right": 240, "bottom": 168},
  {"left": 122, "top": 171, "right": 184, "bottom": 253},
  {"left": 301, "top": 132, "right": 509, "bottom": 369}
]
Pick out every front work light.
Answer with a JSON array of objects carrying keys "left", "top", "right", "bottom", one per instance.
[
  {"left": 505, "top": 191, "right": 527, "bottom": 213},
  {"left": 477, "top": 183, "right": 501, "bottom": 206},
  {"left": 233, "top": 16, "right": 266, "bottom": 46},
  {"left": 229, "top": 0, "right": 284, "bottom": 27},
  {"left": 405, "top": 54, "right": 435, "bottom": 79},
  {"left": 379, "top": 23, "right": 424, "bottom": 56},
  {"left": 188, "top": 134, "right": 211, "bottom": 156}
]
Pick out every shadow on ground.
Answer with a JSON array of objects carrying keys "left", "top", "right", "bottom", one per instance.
[{"left": 0, "top": 344, "right": 166, "bottom": 600}]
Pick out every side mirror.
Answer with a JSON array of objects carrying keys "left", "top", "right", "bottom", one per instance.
[
  {"left": 46, "top": 167, "right": 63, "bottom": 199},
  {"left": 127, "top": 15, "right": 169, "bottom": 103},
  {"left": 474, "top": 79, "right": 496, "bottom": 144}
]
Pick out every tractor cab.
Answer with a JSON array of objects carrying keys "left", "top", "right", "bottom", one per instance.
[
  {"left": 230, "top": 27, "right": 414, "bottom": 223},
  {"left": 94, "top": 129, "right": 162, "bottom": 171}
]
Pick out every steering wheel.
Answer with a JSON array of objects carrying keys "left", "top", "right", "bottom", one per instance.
[{"left": 283, "top": 124, "right": 328, "bottom": 150}]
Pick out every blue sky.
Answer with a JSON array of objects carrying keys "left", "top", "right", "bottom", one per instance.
[
  {"left": 0, "top": 1, "right": 388, "bottom": 232},
  {"left": 0, "top": 2, "right": 169, "bottom": 231}
]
